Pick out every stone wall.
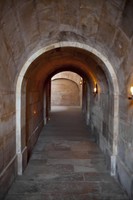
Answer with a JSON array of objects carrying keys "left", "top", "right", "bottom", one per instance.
[
  {"left": 0, "top": 0, "right": 133, "bottom": 199},
  {"left": 51, "top": 72, "right": 82, "bottom": 106},
  {"left": 25, "top": 80, "right": 44, "bottom": 161},
  {"left": 51, "top": 79, "right": 80, "bottom": 106},
  {"left": 86, "top": 70, "right": 112, "bottom": 168}
]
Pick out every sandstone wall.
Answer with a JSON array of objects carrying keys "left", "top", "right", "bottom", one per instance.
[
  {"left": 0, "top": 0, "right": 133, "bottom": 198},
  {"left": 51, "top": 79, "right": 80, "bottom": 106},
  {"left": 51, "top": 72, "right": 82, "bottom": 106}
]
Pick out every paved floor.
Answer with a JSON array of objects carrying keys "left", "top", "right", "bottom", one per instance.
[{"left": 5, "top": 106, "right": 129, "bottom": 200}]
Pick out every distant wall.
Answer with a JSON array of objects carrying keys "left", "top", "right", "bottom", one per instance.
[{"left": 51, "top": 78, "right": 80, "bottom": 106}]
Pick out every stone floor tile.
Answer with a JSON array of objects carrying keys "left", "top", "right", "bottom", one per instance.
[{"left": 4, "top": 107, "right": 129, "bottom": 200}]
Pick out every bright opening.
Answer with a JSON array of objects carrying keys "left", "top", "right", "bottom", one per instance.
[{"left": 51, "top": 71, "right": 83, "bottom": 109}]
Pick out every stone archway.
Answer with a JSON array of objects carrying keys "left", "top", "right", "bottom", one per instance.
[{"left": 16, "top": 41, "right": 119, "bottom": 175}]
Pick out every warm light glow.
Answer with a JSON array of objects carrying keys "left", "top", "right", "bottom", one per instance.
[
  {"left": 94, "top": 87, "right": 97, "bottom": 93},
  {"left": 130, "top": 86, "right": 133, "bottom": 96},
  {"left": 93, "top": 84, "right": 98, "bottom": 94},
  {"left": 33, "top": 110, "right": 37, "bottom": 115},
  {"left": 79, "top": 78, "right": 82, "bottom": 85}
]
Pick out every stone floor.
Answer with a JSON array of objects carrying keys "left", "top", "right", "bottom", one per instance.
[{"left": 4, "top": 106, "right": 129, "bottom": 200}]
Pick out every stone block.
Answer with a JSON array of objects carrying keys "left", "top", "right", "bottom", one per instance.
[
  {"left": 1, "top": 7, "right": 25, "bottom": 66},
  {"left": 119, "top": 120, "right": 133, "bottom": 143},
  {"left": 112, "top": 29, "right": 129, "bottom": 60},
  {"left": 125, "top": 145, "right": 133, "bottom": 173},
  {"left": 0, "top": 0, "right": 12, "bottom": 17},
  {"left": 4, "top": 130, "right": 16, "bottom": 167},
  {"left": 8, "top": 180, "right": 99, "bottom": 195},
  {"left": 101, "top": 0, "right": 121, "bottom": 25},
  {"left": 35, "top": 0, "right": 59, "bottom": 23},
  {"left": 108, "top": 115, "right": 113, "bottom": 133},
  {"left": 59, "top": 0, "right": 78, "bottom": 27},
  {"left": 116, "top": 157, "right": 132, "bottom": 198},
  {"left": 0, "top": 137, "right": 4, "bottom": 173},
  {"left": 21, "top": 126, "right": 26, "bottom": 150},
  {"left": 16, "top": 0, "right": 40, "bottom": 48},
  {"left": 0, "top": 113, "right": 15, "bottom": 139},
  {"left": 99, "top": 134, "right": 108, "bottom": 153},
  {"left": 0, "top": 93, "right": 15, "bottom": 117},
  {"left": 102, "top": 121, "right": 109, "bottom": 140},
  {"left": 119, "top": 96, "right": 128, "bottom": 121},
  {"left": 26, "top": 100, "right": 41, "bottom": 121},
  {"left": 79, "top": 0, "right": 104, "bottom": 16},
  {"left": 96, "top": 21, "right": 116, "bottom": 47},
  {"left": 0, "top": 30, "right": 11, "bottom": 66},
  {"left": 108, "top": 95, "right": 114, "bottom": 116},
  {"left": 0, "top": 66, "right": 13, "bottom": 92},
  {"left": 27, "top": 120, "right": 43, "bottom": 156},
  {"left": 79, "top": 6, "right": 98, "bottom": 37},
  {"left": 109, "top": 0, "right": 126, "bottom": 8},
  {"left": 29, "top": 91, "right": 39, "bottom": 105},
  {"left": 131, "top": 179, "right": 133, "bottom": 200},
  {"left": 0, "top": 157, "right": 16, "bottom": 200},
  {"left": 21, "top": 108, "right": 26, "bottom": 128},
  {"left": 36, "top": 0, "right": 59, "bottom": 39},
  {"left": 120, "top": 0, "right": 133, "bottom": 38},
  {"left": 107, "top": 132, "right": 113, "bottom": 150},
  {"left": 30, "top": 110, "right": 43, "bottom": 130},
  {"left": 21, "top": 93, "right": 26, "bottom": 108},
  {"left": 118, "top": 137, "right": 126, "bottom": 163},
  {"left": 51, "top": 79, "right": 80, "bottom": 106},
  {"left": 124, "top": 43, "right": 133, "bottom": 75}
]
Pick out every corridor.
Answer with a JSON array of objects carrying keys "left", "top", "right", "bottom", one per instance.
[{"left": 5, "top": 107, "right": 128, "bottom": 200}]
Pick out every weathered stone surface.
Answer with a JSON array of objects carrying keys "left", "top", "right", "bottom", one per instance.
[
  {"left": 119, "top": 121, "right": 133, "bottom": 143},
  {"left": 0, "top": 138, "right": 4, "bottom": 172},
  {"left": 0, "top": 0, "right": 133, "bottom": 199},
  {"left": 112, "top": 29, "right": 130, "bottom": 60},
  {"left": 96, "top": 21, "right": 116, "bottom": 47},
  {"left": 0, "top": 30, "right": 11, "bottom": 67},
  {"left": 36, "top": 0, "right": 59, "bottom": 39},
  {"left": 51, "top": 79, "right": 80, "bottom": 106},
  {"left": 120, "top": 0, "right": 133, "bottom": 38},
  {"left": 101, "top": 0, "right": 122, "bottom": 25},
  {"left": 51, "top": 71, "right": 82, "bottom": 106},
  {"left": 116, "top": 158, "right": 132, "bottom": 198},
  {"left": 59, "top": 0, "right": 79, "bottom": 27},
  {"left": 0, "top": 158, "right": 17, "bottom": 200},
  {"left": 4, "top": 130, "right": 16, "bottom": 167},
  {"left": 1, "top": 8, "right": 25, "bottom": 66},
  {"left": 15, "top": 0, "right": 41, "bottom": 52},
  {"left": 79, "top": 0, "right": 101, "bottom": 37},
  {"left": 0, "top": 93, "right": 15, "bottom": 117},
  {"left": 4, "top": 107, "right": 129, "bottom": 200}
]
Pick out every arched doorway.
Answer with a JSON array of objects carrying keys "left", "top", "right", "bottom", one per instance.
[{"left": 16, "top": 42, "right": 119, "bottom": 176}]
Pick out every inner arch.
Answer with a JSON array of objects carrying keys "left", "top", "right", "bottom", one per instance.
[{"left": 16, "top": 42, "right": 119, "bottom": 176}]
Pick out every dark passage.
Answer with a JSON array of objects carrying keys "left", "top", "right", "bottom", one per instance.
[{"left": 5, "top": 107, "right": 129, "bottom": 200}]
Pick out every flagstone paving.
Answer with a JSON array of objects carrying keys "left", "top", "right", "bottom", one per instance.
[{"left": 4, "top": 106, "right": 129, "bottom": 200}]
